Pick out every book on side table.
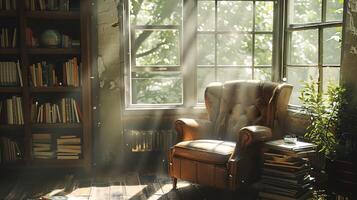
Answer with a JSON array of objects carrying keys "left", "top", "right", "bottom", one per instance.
[{"left": 258, "top": 139, "right": 316, "bottom": 200}]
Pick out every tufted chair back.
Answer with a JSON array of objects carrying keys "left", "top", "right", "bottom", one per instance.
[{"left": 204, "top": 80, "right": 292, "bottom": 141}]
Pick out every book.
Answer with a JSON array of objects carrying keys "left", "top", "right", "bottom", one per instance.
[
  {"left": 259, "top": 190, "right": 312, "bottom": 200},
  {"left": 265, "top": 139, "right": 316, "bottom": 152}
]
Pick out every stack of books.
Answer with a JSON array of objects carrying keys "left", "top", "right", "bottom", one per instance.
[
  {"left": 32, "top": 133, "right": 54, "bottom": 159},
  {"left": 258, "top": 139, "right": 316, "bottom": 200},
  {"left": 56, "top": 135, "right": 81, "bottom": 159}
]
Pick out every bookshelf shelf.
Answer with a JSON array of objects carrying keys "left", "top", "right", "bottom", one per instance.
[
  {"left": 0, "top": 11, "right": 17, "bottom": 17},
  {"left": 29, "top": 159, "right": 83, "bottom": 168},
  {"left": 0, "top": 48, "right": 20, "bottom": 55},
  {"left": 30, "top": 87, "right": 81, "bottom": 93},
  {"left": 31, "top": 123, "right": 82, "bottom": 130},
  {"left": 26, "top": 11, "right": 80, "bottom": 20},
  {"left": 27, "top": 48, "right": 81, "bottom": 55},
  {"left": 0, "top": 87, "right": 22, "bottom": 93},
  {"left": 0, "top": 161, "right": 26, "bottom": 169},
  {"left": 0, "top": 125, "right": 24, "bottom": 132}
]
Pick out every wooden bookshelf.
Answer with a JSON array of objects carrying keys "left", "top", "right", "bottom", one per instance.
[
  {"left": 0, "top": 0, "right": 92, "bottom": 171},
  {"left": 0, "top": 11, "right": 17, "bottom": 18},
  {"left": 0, "top": 87, "right": 22, "bottom": 93},
  {"left": 27, "top": 48, "right": 81, "bottom": 55},
  {"left": 25, "top": 11, "right": 80, "bottom": 20},
  {"left": 31, "top": 123, "right": 82, "bottom": 130},
  {"left": 0, "top": 48, "right": 20, "bottom": 54},
  {"left": 30, "top": 87, "right": 81, "bottom": 93}
]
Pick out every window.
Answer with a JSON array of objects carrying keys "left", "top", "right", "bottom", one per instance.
[
  {"left": 284, "top": 0, "right": 344, "bottom": 105},
  {"left": 196, "top": 0, "right": 275, "bottom": 102},
  {"left": 128, "top": 0, "right": 183, "bottom": 105},
  {"left": 125, "top": 0, "right": 277, "bottom": 107}
]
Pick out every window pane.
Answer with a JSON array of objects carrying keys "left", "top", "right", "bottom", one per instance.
[
  {"left": 323, "top": 27, "right": 342, "bottom": 65},
  {"left": 255, "top": 1, "right": 274, "bottom": 31},
  {"left": 326, "top": 0, "right": 344, "bottom": 21},
  {"left": 217, "top": 1, "right": 253, "bottom": 31},
  {"left": 130, "top": 0, "right": 182, "bottom": 25},
  {"left": 217, "top": 34, "right": 252, "bottom": 66},
  {"left": 197, "top": 34, "right": 215, "bottom": 65},
  {"left": 255, "top": 34, "right": 273, "bottom": 66},
  {"left": 198, "top": 1, "right": 215, "bottom": 31},
  {"left": 217, "top": 68, "right": 252, "bottom": 82},
  {"left": 289, "top": 30, "right": 318, "bottom": 65},
  {"left": 254, "top": 68, "right": 272, "bottom": 81},
  {"left": 131, "top": 72, "right": 182, "bottom": 104},
  {"left": 197, "top": 67, "right": 215, "bottom": 103},
  {"left": 134, "top": 30, "right": 180, "bottom": 66},
  {"left": 289, "top": 0, "right": 322, "bottom": 24},
  {"left": 286, "top": 67, "right": 319, "bottom": 105},
  {"left": 323, "top": 67, "right": 340, "bottom": 92}
]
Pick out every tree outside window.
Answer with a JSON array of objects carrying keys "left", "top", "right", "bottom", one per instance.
[{"left": 285, "top": 0, "right": 344, "bottom": 105}]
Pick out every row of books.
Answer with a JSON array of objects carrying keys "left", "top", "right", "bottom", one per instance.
[
  {"left": 29, "top": 58, "right": 80, "bottom": 87},
  {"left": 127, "top": 129, "right": 176, "bottom": 152},
  {"left": 0, "top": 27, "right": 17, "bottom": 48},
  {"left": 258, "top": 139, "right": 316, "bottom": 200},
  {"left": 0, "top": 96, "right": 24, "bottom": 125},
  {"left": 0, "top": 61, "right": 23, "bottom": 87},
  {"left": 0, "top": 0, "right": 16, "bottom": 10},
  {"left": 32, "top": 133, "right": 81, "bottom": 160},
  {"left": 31, "top": 97, "right": 82, "bottom": 124},
  {"left": 0, "top": 137, "right": 22, "bottom": 163},
  {"left": 25, "top": 0, "right": 76, "bottom": 11}
]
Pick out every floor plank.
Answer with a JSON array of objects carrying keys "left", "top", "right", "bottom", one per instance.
[{"left": 0, "top": 170, "right": 263, "bottom": 200}]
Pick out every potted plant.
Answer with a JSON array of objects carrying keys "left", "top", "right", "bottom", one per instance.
[{"left": 299, "top": 80, "right": 346, "bottom": 159}]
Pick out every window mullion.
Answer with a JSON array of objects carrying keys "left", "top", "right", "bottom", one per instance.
[
  {"left": 318, "top": 27, "right": 324, "bottom": 93},
  {"left": 214, "top": 0, "right": 218, "bottom": 81},
  {"left": 252, "top": 0, "right": 256, "bottom": 79}
]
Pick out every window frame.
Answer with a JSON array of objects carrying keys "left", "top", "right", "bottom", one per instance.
[
  {"left": 120, "top": 0, "right": 344, "bottom": 111},
  {"left": 283, "top": 0, "right": 343, "bottom": 108}
]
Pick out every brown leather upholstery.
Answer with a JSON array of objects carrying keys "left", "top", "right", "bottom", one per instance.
[
  {"left": 174, "top": 140, "right": 236, "bottom": 164},
  {"left": 169, "top": 80, "right": 293, "bottom": 190}
]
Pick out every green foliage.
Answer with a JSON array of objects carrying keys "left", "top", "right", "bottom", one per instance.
[{"left": 299, "top": 79, "right": 346, "bottom": 157}]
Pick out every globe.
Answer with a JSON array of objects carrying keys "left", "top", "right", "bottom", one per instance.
[{"left": 40, "top": 29, "right": 61, "bottom": 48}]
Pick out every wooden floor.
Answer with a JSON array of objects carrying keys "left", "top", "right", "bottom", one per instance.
[{"left": 0, "top": 169, "right": 258, "bottom": 200}]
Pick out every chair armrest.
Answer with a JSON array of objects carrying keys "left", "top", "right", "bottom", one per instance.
[
  {"left": 174, "top": 118, "right": 213, "bottom": 141},
  {"left": 238, "top": 125, "right": 272, "bottom": 151}
]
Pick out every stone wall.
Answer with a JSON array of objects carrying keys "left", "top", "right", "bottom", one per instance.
[{"left": 95, "top": 0, "right": 123, "bottom": 166}]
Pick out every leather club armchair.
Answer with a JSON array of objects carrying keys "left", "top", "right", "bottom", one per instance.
[{"left": 168, "top": 80, "right": 293, "bottom": 190}]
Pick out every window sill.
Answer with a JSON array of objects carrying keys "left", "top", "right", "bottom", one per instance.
[{"left": 123, "top": 105, "right": 207, "bottom": 116}]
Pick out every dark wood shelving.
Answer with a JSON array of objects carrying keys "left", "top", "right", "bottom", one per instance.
[
  {"left": 0, "top": 125, "right": 25, "bottom": 132},
  {"left": 31, "top": 123, "right": 82, "bottom": 129},
  {"left": 0, "top": 161, "right": 26, "bottom": 169},
  {"left": 0, "top": 87, "right": 22, "bottom": 93},
  {"left": 26, "top": 11, "right": 80, "bottom": 20},
  {"left": 0, "top": 11, "right": 17, "bottom": 17},
  {"left": 30, "top": 87, "right": 81, "bottom": 93},
  {"left": 0, "top": 0, "right": 92, "bottom": 171},
  {"left": 27, "top": 48, "right": 80, "bottom": 55},
  {"left": 0, "top": 48, "right": 20, "bottom": 55},
  {"left": 29, "top": 159, "right": 83, "bottom": 168}
]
